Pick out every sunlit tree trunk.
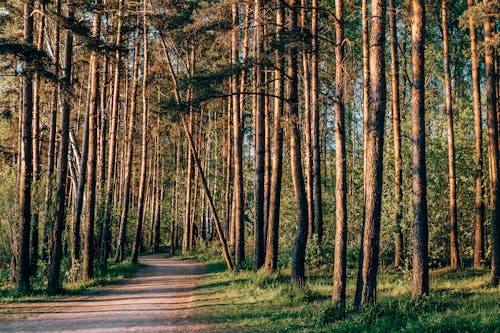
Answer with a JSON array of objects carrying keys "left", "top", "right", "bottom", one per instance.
[
  {"left": 82, "top": 2, "right": 101, "bottom": 280},
  {"left": 356, "top": 0, "right": 386, "bottom": 306},
  {"left": 389, "top": 0, "right": 403, "bottom": 270},
  {"left": 18, "top": 0, "right": 35, "bottom": 293},
  {"left": 264, "top": 0, "right": 285, "bottom": 275}
]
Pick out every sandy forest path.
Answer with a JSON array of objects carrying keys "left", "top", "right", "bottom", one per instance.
[{"left": 0, "top": 254, "right": 209, "bottom": 333}]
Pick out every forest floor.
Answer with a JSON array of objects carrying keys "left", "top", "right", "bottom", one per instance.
[
  {"left": 0, "top": 253, "right": 209, "bottom": 333},
  {"left": 188, "top": 254, "right": 500, "bottom": 333}
]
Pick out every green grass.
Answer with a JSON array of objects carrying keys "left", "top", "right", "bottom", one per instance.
[
  {"left": 191, "top": 260, "right": 500, "bottom": 332},
  {"left": 0, "top": 260, "right": 143, "bottom": 304}
]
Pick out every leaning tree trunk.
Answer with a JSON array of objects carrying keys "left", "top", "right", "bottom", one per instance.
[
  {"left": 356, "top": 0, "right": 387, "bottom": 306},
  {"left": 411, "top": 0, "right": 429, "bottom": 296},
  {"left": 467, "top": 0, "right": 485, "bottom": 269},
  {"left": 48, "top": 5, "right": 73, "bottom": 294},
  {"left": 18, "top": 0, "right": 35, "bottom": 293},
  {"left": 332, "top": 0, "right": 347, "bottom": 309}
]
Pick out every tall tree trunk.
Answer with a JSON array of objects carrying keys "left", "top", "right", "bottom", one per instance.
[
  {"left": 411, "top": 0, "right": 429, "bottom": 295},
  {"left": 356, "top": 0, "right": 386, "bottom": 306},
  {"left": 389, "top": 0, "right": 403, "bottom": 270},
  {"left": 288, "top": 0, "right": 309, "bottom": 286},
  {"left": 48, "top": 4, "right": 73, "bottom": 294},
  {"left": 232, "top": 0, "right": 245, "bottom": 267},
  {"left": 354, "top": 0, "right": 370, "bottom": 306},
  {"left": 82, "top": 2, "right": 101, "bottom": 280},
  {"left": 18, "top": 0, "right": 35, "bottom": 293},
  {"left": 100, "top": 0, "right": 124, "bottom": 268},
  {"left": 264, "top": 0, "right": 285, "bottom": 275},
  {"left": 253, "top": 0, "right": 266, "bottom": 270},
  {"left": 42, "top": 0, "right": 60, "bottom": 262},
  {"left": 311, "top": 0, "right": 323, "bottom": 242},
  {"left": 441, "top": 0, "right": 459, "bottom": 270},
  {"left": 301, "top": 0, "right": 314, "bottom": 240},
  {"left": 332, "top": 0, "right": 347, "bottom": 309},
  {"left": 484, "top": 0, "right": 500, "bottom": 286},
  {"left": 115, "top": 28, "right": 140, "bottom": 263},
  {"left": 131, "top": 4, "right": 149, "bottom": 264},
  {"left": 30, "top": 0, "right": 45, "bottom": 276},
  {"left": 468, "top": 0, "right": 484, "bottom": 269}
]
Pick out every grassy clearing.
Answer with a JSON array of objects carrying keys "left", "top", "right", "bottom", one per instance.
[
  {"left": 0, "top": 260, "right": 142, "bottom": 304},
  {"left": 190, "top": 257, "right": 500, "bottom": 332}
]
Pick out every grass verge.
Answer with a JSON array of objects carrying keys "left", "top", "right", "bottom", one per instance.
[
  {"left": 190, "top": 258, "right": 500, "bottom": 332},
  {"left": 0, "top": 260, "right": 143, "bottom": 304}
]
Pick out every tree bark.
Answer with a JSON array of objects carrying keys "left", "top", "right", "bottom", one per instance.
[
  {"left": 232, "top": 0, "right": 245, "bottom": 268},
  {"left": 82, "top": 2, "right": 101, "bottom": 280},
  {"left": 264, "top": 0, "right": 285, "bottom": 275},
  {"left": 411, "top": 0, "right": 429, "bottom": 296},
  {"left": 131, "top": 3, "right": 149, "bottom": 264},
  {"left": 288, "top": 0, "right": 309, "bottom": 286},
  {"left": 18, "top": 0, "right": 35, "bottom": 293},
  {"left": 48, "top": 4, "right": 73, "bottom": 294},
  {"left": 389, "top": 0, "right": 404, "bottom": 270},
  {"left": 100, "top": 0, "right": 124, "bottom": 268},
  {"left": 484, "top": 0, "right": 500, "bottom": 286},
  {"left": 356, "top": 0, "right": 386, "bottom": 306},
  {"left": 332, "top": 0, "right": 347, "bottom": 309},
  {"left": 468, "top": 0, "right": 484, "bottom": 269},
  {"left": 441, "top": 0, "right": 459, "bottom": 270},
  {"left": 311, "top": 0, "right": 323, "bottom": 242}
]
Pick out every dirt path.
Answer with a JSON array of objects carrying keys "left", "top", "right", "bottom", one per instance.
[{"left": 0, "top": 254, "right": 208, "bottom": 333}]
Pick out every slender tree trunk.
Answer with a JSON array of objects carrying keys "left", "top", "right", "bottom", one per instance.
[
  {"left": 389, "top": 0, "right": 404, "bottom": 270},
  {"left": 411, "top": 0, "right": 429, "bottom": 295},
  {"left": 30, "top": 1, "right": 45, "bottom": 276},
  {"left": 484, "top": 0, "right": 500, "bottom": 286},
  {"left": 100, "top": 0, "right": 124, "bottom": 268},
  {"left": 332, "top": 0, "right": 347, "bottom": 309},
  {"left": 115, "top": 29, "right": 140, "bottom": 263},
  {"left": 468, "top": 0, "right": 484, "bottom": 269},
  {"left": 131, "top": 4, "right": 149, "bottom": 264},
  {"left": 311, "top": 0, "right": 323, "bottom": 242},
  {"left": 288, "top": 0, "right": 309, "bottom": 286},
  {"left": 441, "top": 0, "right": 459, "bottom": 270},
  {"left": 18, "top": 0, "right": 35, "bottom": 293},
  {"left": 264, "top": 0, "right": 285, "bottom": 275},
  {"left": 356, "top": 0, "right": 386, "bottom": 306},
  {"left": 48, "top": 5, "right": 73, "bottom": 294},
  {"left": 354, "top": 0, "right": 370, "bottom": 306},
  {"left": 42, "top": 0, "right": 60, "bottom": 262},
  {"left": 82, "top": 2, "right": 101, "bottom": 280},
  {"left": 301, "top": 0, "right": 314, "bottom": 240},
  {"left": 232, "top": 1, "right": 245, "bottom": 267},
  {"left": 253, "top": 0, "right": 266, "bottom": 270}
]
